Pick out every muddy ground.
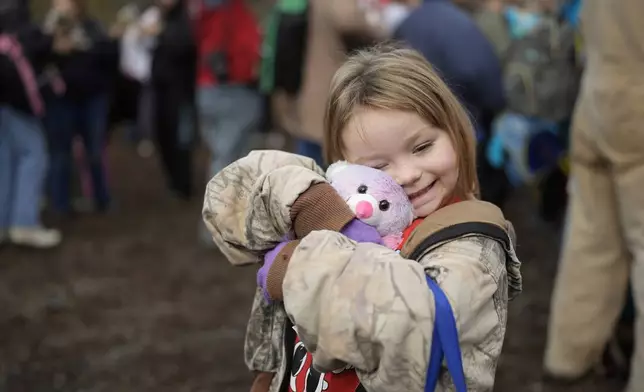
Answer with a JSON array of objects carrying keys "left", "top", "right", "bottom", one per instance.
[{"left": 0, "top": 137, "right": 627, "bottom": 392}]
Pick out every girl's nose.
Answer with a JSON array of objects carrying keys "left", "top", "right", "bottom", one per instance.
[
  {"left": 395, "top": 164, "right": 423, "bottom": 187},
  {"left": 355, "top": 201, "right": 374, "bottom": 219}
]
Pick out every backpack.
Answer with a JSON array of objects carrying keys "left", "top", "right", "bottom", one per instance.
[{"left": 503, "top": 17, "right": 581, "bottom": 123}]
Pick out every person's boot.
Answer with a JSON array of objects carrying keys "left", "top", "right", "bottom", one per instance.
[{"left": 9, "top": 226, "right": 62, "bottom": 249}]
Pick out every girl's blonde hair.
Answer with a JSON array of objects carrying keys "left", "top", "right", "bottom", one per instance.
[{"left": 323, "top": 43, "right": 480, "bottom": 198}]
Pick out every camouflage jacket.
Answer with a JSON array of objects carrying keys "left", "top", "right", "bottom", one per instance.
[{"left": 203, "top": 150, "right": 523, "bottom": 392}]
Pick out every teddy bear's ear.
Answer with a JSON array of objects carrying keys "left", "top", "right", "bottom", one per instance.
[{"left": 326, "top": 160, "right": 350, "bottom": 181}]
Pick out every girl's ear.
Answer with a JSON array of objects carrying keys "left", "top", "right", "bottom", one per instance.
[{"left": 325, "top": 160, "right": 350, "bottom": 182}]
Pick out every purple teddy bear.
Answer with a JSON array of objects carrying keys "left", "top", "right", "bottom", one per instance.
[
  {"left": 325, "top": 160, "right": 415, "bottom": 250},
  {"left": 258, "top": 162, "right": 415, "bottom": 301}
]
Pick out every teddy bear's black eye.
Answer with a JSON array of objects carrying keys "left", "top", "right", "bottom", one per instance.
[
  {"left": 379, "top": 200, "right": 390, "bottom": 211},
  {"left": 357, "top": 185, "right": 368, "bottom": 194}
]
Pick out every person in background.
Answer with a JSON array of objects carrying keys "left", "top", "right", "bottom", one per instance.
[
  {"left": 269, "top": 0, "right": 400, "bottom": 167},
  {"left": 44, "top": 0, "right": 120, "bottom": 215},
  {"left": 544, "top": 1, "right": 644, "bottom": 391},
  {"left": 194, "top": 0, "right": 262, "bottom": 181},
  {"left": 480, "top": 0, "right": 579, "bottom": 222},
  {"left": 394, "top": 0, "right": 508, "bottom": 207},
  {"left": 468, "top": 0, "right": 512, "bottom": 60},
  {"left": 194, "top": 0, "right": 262, "bottom": 245},
  {"left": 0, "top": 0, "right": 63, "bottom": 248},
  {"left": 151, "top": 0, "right": 197, "bottom": 200},
  {"left": 461, "top": 0, "right": 562, "bottom": 62},
  {"left": 117, "top": 1, "right": 161, "bottom": 158},
  {"left": 395, "top": 0, "right": 505, "bottom": 146}
]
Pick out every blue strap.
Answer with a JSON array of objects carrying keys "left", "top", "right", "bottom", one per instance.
[
  {"left": 425, "top": 319, "right": 443, "bottom": 390},
  {"left": 424, "top": 275, "right": 467, "bottom": 392}
]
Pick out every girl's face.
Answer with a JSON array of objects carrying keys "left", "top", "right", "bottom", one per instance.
[{"left": 342, "top": 108, "right": 459, "bottom": 217}]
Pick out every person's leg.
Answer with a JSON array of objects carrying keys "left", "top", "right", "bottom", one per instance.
[
  {"left": 62, "top": 97, "right": 94, "bottom": 210},
  {"left": 197, "top": 85, "right": 261, "bottom": 245},
  {"left": 221, "top": 86, "right": 262, "bottom": 172},
  {"left": 136, "top": 83, "right": 156, "bottom": 157},
  {"left": 3, "top": 107, "right": 61, "bottom": 247},
  {"left": 0, "top": 107, "right": 14, "bottom": 239},
  {"left": 8, "top": 110, "right": 48, "bottom": 227},
  {"left": 198, "top": 85, "right": 261, "bottom": 179},
  {"left": 197, "top": 86, "right": 220, "bottom": 181},
  {"left": 45, "top": 99, "right": 75, "bottom": 214},
  {"left": 78, "top": 95, "right": 111, "bottom": 211},
  {"left": 153, "top": 87, "right": 185, "bottom": 196},
  {"left": 611, "top": 112, "right": 644, "bottom": 392},
  {"left": 172, "top": 102, "right": 196, "bottom": 198},
  {"left": 73, "top": 135, "right": 93, "bottom": 204},
  {"left": 544, "top": 101, "right": 630, "bottom": 379},
  {"left": 120, "top": 76, "right": 142, "bottom": 145},
  {"left": 196, "top": 87, "right": 221, "bottom": 245}
]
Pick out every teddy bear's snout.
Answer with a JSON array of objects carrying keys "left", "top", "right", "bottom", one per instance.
[
  {"left": 355, "top": 201, "right": 374, "bottom": 219},
  {"left": 347, "top": 194, "right": 382, "bottom": 227}
]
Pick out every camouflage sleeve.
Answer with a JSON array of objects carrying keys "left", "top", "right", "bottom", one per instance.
[
  {"left": 202, "top": 150, "right": 326, "bottom": 266},
  {"left": 282, "top": 231, "right": 509, "bottom": 391},
  {"left": 244, "top": 288, "right": 288, "bottom": 373}
]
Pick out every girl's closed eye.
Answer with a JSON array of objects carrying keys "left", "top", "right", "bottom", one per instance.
[
  {"left": 370, "top": 162, "right": 389, "bottom": 170},
  {"left": 413, "top": 141, "right": 434, "bottom": 154}
]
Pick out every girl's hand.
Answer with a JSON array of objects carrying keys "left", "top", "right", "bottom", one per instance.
[
  {"left": 257, "top": 241, "right": 292, "bottom": 302},
  {"left": 257, "top": 222, "right": 382, "bottom": 302},
  {"left": 340, "top": 219, "right": 383, "bottom": 245}
]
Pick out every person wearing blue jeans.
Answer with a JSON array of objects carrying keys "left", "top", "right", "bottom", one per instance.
[
  {"left": 0, "top": 10, "right": 63, "bottom": 248},
  {"left": 198, "top": 85, "right": 262, "bottom": 180},
  {"left": 46, "top": 95, "right": 111, "bottom": 213},
  {"left": 0, "top": 106, "right": 61, "bottom": 248},
  {"left": 197, "top": 85, "right": 261, "bottom": 246},
  {"left": 151, "top": 0, "right": 197, "bottom": 199},
  {"left": 43, "top": 2, "right": 119, "bottom": 213}
]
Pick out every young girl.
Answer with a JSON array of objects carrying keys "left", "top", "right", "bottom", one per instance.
[{"left": 203, "top": 45, "right": 522, "bottom": 392}]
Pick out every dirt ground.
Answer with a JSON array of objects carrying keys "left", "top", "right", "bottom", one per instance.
[{"left": 0, "top": 137, "right": 627, "bottom": 392}]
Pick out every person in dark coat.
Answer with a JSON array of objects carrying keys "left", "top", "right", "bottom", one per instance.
[
  {"left": 151, "top": 0, "right": 197, "bottom": 199},
  {"left": 394, "top": 0, "right": 509, "bottom": 207},
  {"left": 395, "top": 0, "right": 505, "bottom": 131},
  {"left": 44, "top": 0, "right": 120, "bottom": 214}
]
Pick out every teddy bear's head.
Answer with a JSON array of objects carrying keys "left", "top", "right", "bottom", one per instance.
[{"left": 326, "top": 161, "right": 414, "bottom": 249}]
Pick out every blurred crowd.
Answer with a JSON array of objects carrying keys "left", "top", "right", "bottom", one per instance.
[{"left": 0, "top": 0, "right": 580, "bottom": 250}]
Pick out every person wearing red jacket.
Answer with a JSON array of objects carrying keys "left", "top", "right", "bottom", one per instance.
[
  {"left": 195, "top": 0, "right": 262, "bottom": 176},
  {"left": 194, "top": 0, "right": 263, "bottom": 245}
]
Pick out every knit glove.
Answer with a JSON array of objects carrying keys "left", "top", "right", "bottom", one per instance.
[
  {"left": 340, "top": 218, "right": 384, "bottom": 245},
  {"left": 257, "top": 219, "right": 382, "bottom": 302},
  {"left": 257, "top": 240, "right": 293, "bottom": 302}
]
